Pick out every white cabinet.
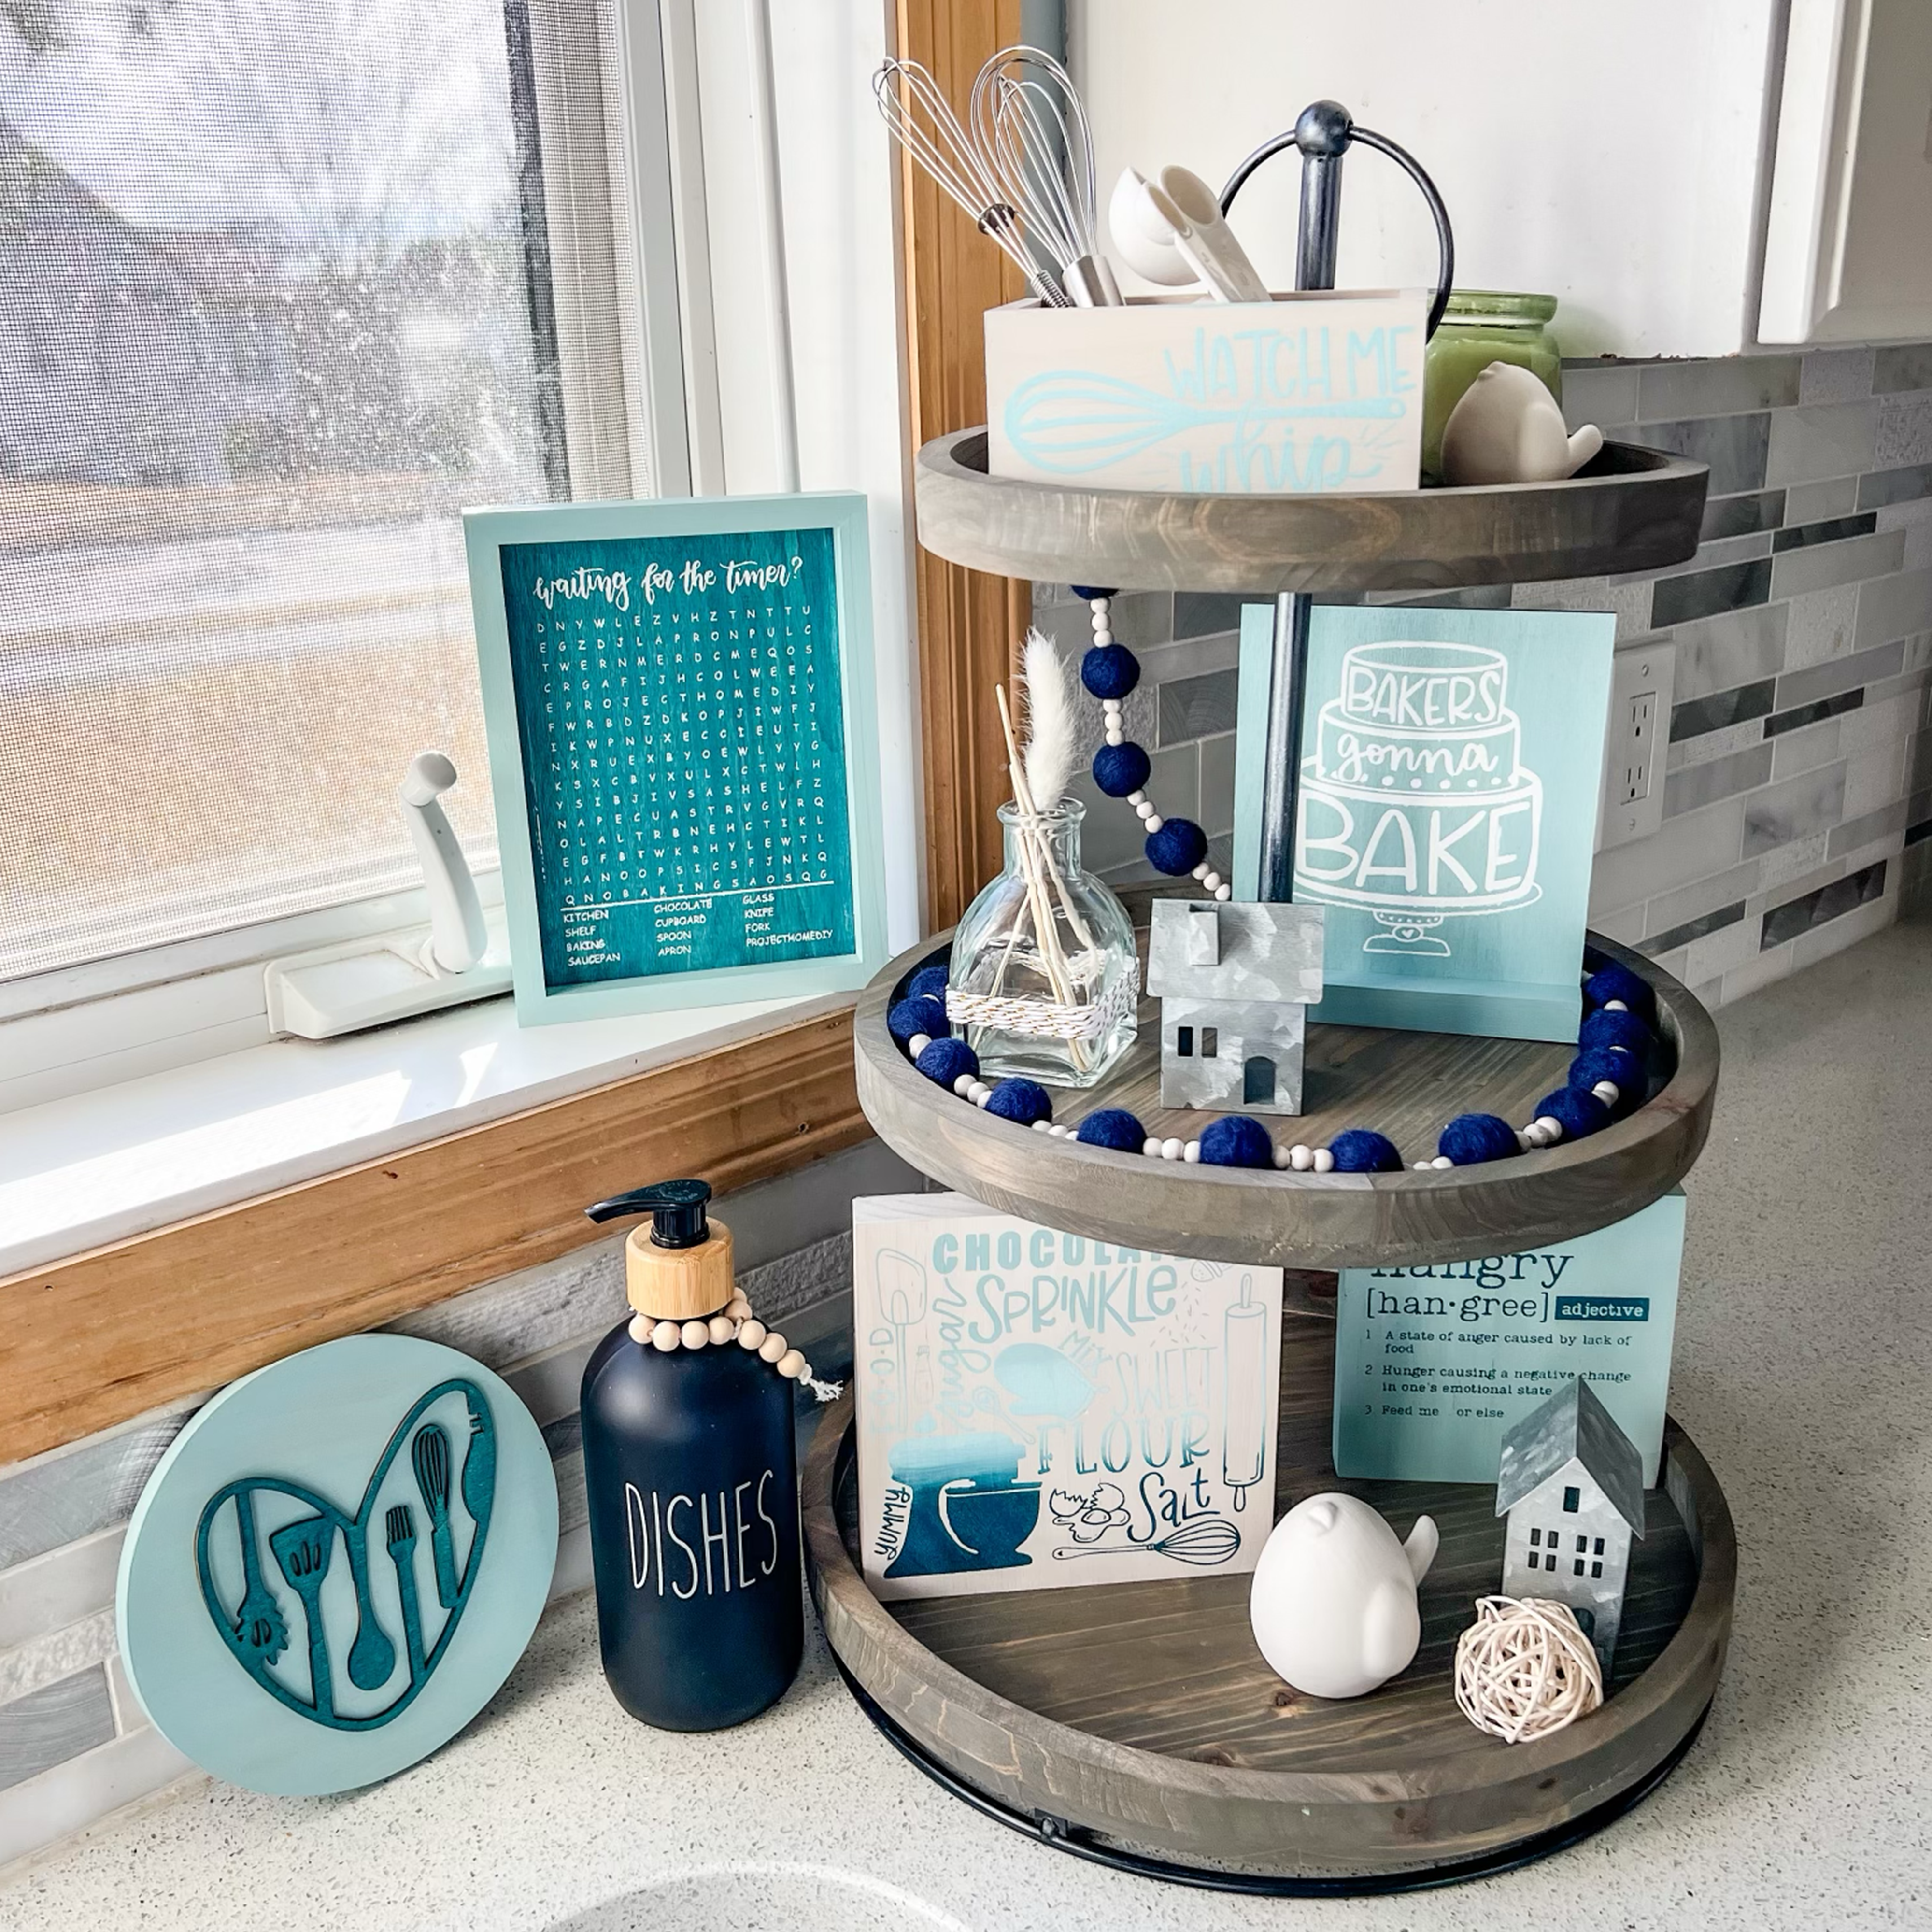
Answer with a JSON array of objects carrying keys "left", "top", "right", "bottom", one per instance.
[
  {"left": 1071, "top": 0, "right": 1932, "bottom": 358},
  {"left": 1758, "top": 0, "right": 1932, "bottom": 343}
]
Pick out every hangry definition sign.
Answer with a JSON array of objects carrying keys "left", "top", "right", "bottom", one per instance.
[{"left": 1331, "top": 1194, "right": 1684, "bottom": 1487}]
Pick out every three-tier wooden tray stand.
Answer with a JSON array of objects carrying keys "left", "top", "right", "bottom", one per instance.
[{"left": 803, "top": 429, "right": 1733, "bottom": 1893}]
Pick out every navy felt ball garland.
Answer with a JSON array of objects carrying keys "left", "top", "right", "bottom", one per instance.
[
  {"left": 1073, "top": 589, "right": 1229, "bottom": 898},
  {"left": 892, "top": 943, "right": 1663, "bottom": 1174},
  {"left": 895, "top": 589, "right": 1674, "bottom": 1174}
]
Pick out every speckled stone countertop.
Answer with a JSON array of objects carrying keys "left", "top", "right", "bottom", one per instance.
[{"left": 3, "top": 923, "right": 1928, "bottom": 1931}]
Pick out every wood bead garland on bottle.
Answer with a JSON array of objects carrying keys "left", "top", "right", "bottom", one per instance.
[
  {"left": 629, "top": 1290, "right": 837, "bottom": 1398},
  {"left": 892, "top": 943, "right": 1664, "bottom": 1176}
]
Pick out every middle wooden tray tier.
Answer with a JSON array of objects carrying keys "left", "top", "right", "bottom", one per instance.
[
  {"left": 855, "top": 931, "right": 1717, "bottom": 1271},
  {"left": 914, "top": 428, "right": 1708, "bottom": 593}
]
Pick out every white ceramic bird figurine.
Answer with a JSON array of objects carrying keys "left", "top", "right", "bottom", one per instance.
[
  {"left": 1248, "top": 1493, "right": 1439, "bottom": 1700},
  {"left": 1440, "top": 361, "right": 1604, "bottom": 487}
]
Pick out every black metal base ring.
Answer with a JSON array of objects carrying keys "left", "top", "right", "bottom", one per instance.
[{"left": 833, "top": 1654, "right": 1709, "bottom": 1898}]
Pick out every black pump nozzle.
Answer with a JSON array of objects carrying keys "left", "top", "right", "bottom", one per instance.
[{"left": 585, "top": 1178, "right": 712, "bottom": 1249}]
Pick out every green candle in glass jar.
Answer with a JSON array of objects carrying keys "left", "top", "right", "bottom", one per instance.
[{"left": 1422, "top": 290, "right": 1563, "bottom": 483}]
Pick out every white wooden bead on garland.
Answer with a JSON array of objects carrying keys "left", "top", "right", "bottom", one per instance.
[
  {"left": 1078, "top": 588, "right": 1227, "bottom": 896},
  {"left": 1453, "top": 1596, "right": 1604, "bottom": 1743},
  {"left": 624, "top": 1296, "right": 842, "bottom": 1402}
]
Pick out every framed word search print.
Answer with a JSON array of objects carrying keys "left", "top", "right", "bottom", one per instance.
[{"left": 463, "top": 493, "right": 886, "bottom": 1025}]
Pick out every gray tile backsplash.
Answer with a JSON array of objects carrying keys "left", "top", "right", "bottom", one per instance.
[
  {"left": 1875, "top": 392, "right": 1932, "bottom": 467},
  {"left": 1701, "top": 489, "right": 1784, "bottom": 540},
  {"left": 0, "top": 1416, "right": 191, "bottom": 1576},
  {"left": 1873, "top": 345, "right": 1932, "bottom": 395},
  {"left": 1743, "top": 763, "right": 1850, "bottom": 857},
  {"left": 1040, "top": 337, "right": 1932, "bottom": 1009},
  {"left": 1765, "top": 400, "right": 1879, "bottom": 485},
  {"left": 1643, "top": 412, "right": 1771, "bottom": 494},
  {"left": 1783, "top": 476, "right": 1859, "bottom": 522},
  {"left": 1664, "top": 742, "right": 1774, "bottom": 818},
  {"left": 1669, "top": 602, "right": 1789, "bottom": 701},
  {"left": 0, "top": 1670, "right": 113, "bottom": 1796},
  {"left": 1639, "top": 355, "right": 1798, "bottom": 421}
]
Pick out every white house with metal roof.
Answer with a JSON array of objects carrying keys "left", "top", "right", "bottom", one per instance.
[
  {"left": 1495, "top": 1376, "right": 1647, "bottom": 1669},
  {"left": 1145, "top": 899, "right": 1325, "bottom": 1114}
]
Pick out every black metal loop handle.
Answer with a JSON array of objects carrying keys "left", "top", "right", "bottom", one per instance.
[{"left": 1219, "top": 112, "right": 1456, "bottom": 338}]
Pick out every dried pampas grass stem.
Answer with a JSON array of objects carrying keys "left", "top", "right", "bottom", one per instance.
[{"left": 1019, "top": 630, "right": 1077, "bottom": 817}]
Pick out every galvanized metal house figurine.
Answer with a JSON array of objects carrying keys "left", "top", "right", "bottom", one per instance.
[
  {"left": 1495, "top": 1377, "right": 1646, "bottom": 1670},
  {"left": 1145, "top": 900, "right": 1325, "bottom": 1114}
]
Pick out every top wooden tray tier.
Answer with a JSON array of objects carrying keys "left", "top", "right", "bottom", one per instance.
[
  {"left": 855, "top": 931, "right": 1717, "bottom": 1271},
  {"left": 913, "top": 429, "right": 1708, "bottom": 594}
]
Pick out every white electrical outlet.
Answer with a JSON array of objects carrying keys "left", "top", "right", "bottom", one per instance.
[{"left": 1597, "top": 639, "right": 1676, "bottom": 850}]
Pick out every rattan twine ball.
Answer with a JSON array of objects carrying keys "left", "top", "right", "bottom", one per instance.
[{"left": 1454, "top": 1596, "right": 1605, "bottom": 1743}]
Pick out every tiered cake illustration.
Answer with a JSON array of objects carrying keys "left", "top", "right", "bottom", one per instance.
[{"left": 1294, "top": 640, "right": 1543, "bottom": 956}]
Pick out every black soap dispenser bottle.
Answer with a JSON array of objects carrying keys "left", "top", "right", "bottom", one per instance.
[{"left": 579, "top": 1179, "right": 803, "bottom": 1730}]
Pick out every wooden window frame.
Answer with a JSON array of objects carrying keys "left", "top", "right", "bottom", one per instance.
[{"left": 0, "top": 0, "right": 1019, "bottom": 1466}]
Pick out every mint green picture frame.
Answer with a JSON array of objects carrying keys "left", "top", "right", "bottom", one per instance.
[{"left": 463, "top": 493, "right": 887, "bottom": 1026}]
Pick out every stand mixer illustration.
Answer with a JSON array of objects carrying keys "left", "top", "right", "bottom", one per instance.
[{"left": 882, "top": 1431, "right": 1041, "bottom": 1579}]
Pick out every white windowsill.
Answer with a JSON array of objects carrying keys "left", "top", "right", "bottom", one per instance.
[{"left": 0, "top": 986, "right": 849, "bottom": 1279}]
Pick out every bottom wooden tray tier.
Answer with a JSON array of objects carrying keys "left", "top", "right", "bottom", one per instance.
[{"left": 803, "top": 1305, "right": 1735, "bottom": 1887}]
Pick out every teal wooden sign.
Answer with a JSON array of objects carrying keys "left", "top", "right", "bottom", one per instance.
[
  {"left": 118, "top": 1335, "right": 558, "bottom": 1796},
  {"left": 1235, "top": 603, "right": 1615, "bottom": 1040},
  {"left": 464, "top": 493, "right": 886, "bottom": 1024},
  {"left": 1331, "top": 1193, "right": 1685, "bottom": 1488}
]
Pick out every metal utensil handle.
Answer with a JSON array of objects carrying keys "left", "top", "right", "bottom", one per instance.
[
  {"left": 1217, "top": 102, "right": 1456, "bottom": 337},
  {"left": 1216, "top": 100, "right": 1457, "bottom": 902}
]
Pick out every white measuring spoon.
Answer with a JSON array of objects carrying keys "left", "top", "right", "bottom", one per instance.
[{"left": 1109, "top": 165, "right": 1270, "bottom": 303}]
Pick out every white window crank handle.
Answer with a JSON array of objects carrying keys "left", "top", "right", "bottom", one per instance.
[{"left": 399, "top": 752, "right": 488, "bottom": 976}]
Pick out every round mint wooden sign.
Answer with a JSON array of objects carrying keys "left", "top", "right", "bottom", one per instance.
[{"left": 117, "top": 1335, "right": 558, "bottom": 1795}]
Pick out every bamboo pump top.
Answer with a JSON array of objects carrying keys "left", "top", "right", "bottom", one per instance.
[{"left": 585, "top": 1180, "right": 735, "bottom": 1322}]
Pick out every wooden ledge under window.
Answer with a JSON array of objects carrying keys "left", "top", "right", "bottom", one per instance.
[{"left": 0, "top": 1005, "right": 864, "bottom": 1464}]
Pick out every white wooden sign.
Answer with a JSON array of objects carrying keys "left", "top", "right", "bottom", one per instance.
[
  {"left": 853, "top": 1193, "right": 1284, "bottom": 1603},
  {"left": 985, "top": 289, "right": 1426, "bottom": 495}
]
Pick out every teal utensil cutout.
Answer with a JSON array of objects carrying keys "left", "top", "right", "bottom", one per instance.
[
  {"left": 267, "top": 1515, "right": 337, "bottom": 1721},
  {"left": 195, "top": 1378, "right": 497, "bottom": 1732},
  {"left": 385, "top": 1504, "right": 426, "bottom": 1685},
  {"left": 229, "top": 1484, "right": 287, "bottom": 1667},
  {"left": 123, "top": 1335, "right": 556, "bottom": 1795},
  {"left": 412, "top": 1419, "right": 460, "bottom": 1610},
  {"left": 344, "top": 1518, "right": 398, "bottom": 1693}
]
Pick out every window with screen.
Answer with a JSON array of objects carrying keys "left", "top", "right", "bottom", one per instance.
[{"left": 0, "top": 0, "right": 647, "bottom": 982}]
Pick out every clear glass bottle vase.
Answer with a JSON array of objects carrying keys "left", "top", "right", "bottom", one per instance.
[{"left": 947, "top": 800, "right": 1138, "bottom": 1088}]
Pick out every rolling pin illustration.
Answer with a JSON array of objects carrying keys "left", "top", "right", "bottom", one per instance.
[{"left": 1223, "top": 1274, "right": 1267, "bottom": 1511}]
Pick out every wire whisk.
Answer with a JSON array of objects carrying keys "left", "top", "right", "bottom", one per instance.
[
  {"left": 969, "top": 46, "right": 1121, "bottom": 308},
  {"left": 873, "top": 56, "right": 1071, "bottom": 308}
]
